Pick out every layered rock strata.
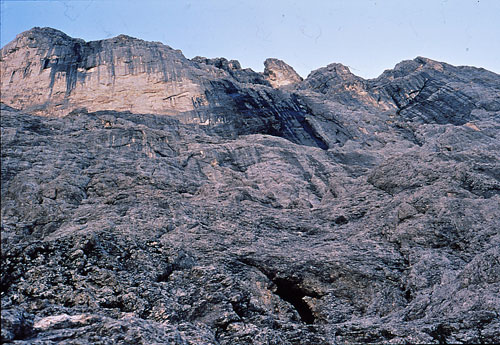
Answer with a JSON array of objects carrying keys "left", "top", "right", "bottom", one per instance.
[{"left": 1, "top": 28, "right": 500, "bottom": 344}]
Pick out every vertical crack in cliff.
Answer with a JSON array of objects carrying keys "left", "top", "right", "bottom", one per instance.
[
  {"left": 394, "top": 78, "right": 430, "bottom": 115},
  {"left": 296, "top": 114, "right": 329, "bottom": 150}
]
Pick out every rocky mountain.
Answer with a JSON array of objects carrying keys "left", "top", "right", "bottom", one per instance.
[{"left": 1, "top": 27, "right": 500, "bottom": 344}]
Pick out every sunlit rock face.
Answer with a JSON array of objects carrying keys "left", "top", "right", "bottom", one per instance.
[
  {"left": 0, "top": 27, "right": 211, "bottom": 117},
  {"left": 1, "top": 28, "right": 500, "bottom": 344},
  {"left": 263, "top": 58, "right": 303, "bottom": 88},
  {"left": 0, "top": 28, "right": 330, "bottom": 148}
]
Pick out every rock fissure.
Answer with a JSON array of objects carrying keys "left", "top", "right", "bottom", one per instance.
[{"left": 273, "top": 278, "right": 317, "bottom": 324}]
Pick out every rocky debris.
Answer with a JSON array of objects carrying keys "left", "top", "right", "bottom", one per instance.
[
  {"left": 263, "top": 58, "right": 303, "bottom": 88},
  {"left": 1, "top": 28, "right": 500, "bottom": 344}
]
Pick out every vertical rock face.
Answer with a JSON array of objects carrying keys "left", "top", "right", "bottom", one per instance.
[
  {"left": 263, "top": 58, "right": 303, "bottom": 88},
  {"left": 1, "top": 28, "right": 500, "bottom": 344},
  {"left": 0, "top": 28, "right": 326, "bottom": 148},
  {"left": 1, "top": 27, "right": 211, "bottom": 117}
]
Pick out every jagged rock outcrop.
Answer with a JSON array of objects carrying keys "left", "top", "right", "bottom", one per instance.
[
  {"left": 1, "top": 28, "right": 500, "bottom": 344},
  {"left": 369, "top": 57, "right": 500, "bottom": 125},
  {"left": 263, "top": 58, "right": 303, "bottom": 88},
  {"left": 191, "top": 56, "right": 270, "bottom": 86}
]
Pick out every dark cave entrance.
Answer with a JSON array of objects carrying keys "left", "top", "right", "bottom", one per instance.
[{"left": 274, "top": 278, "right": 315, "bottom": 324}]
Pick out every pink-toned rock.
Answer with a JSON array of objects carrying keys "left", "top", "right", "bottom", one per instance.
[
  {"left": 1, "top": 27, "right": 211, "bottom": 117},
  {"left": 263, "top": 58, "right": 303, "bottom": 88}
]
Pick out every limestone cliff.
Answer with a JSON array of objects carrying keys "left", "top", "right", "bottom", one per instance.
[
  {"left": 0, "top": 28, "right": 330, "bottom": 148},
  {"left": 1, "top": 27, "right": 215, "bottom": 117},
  {"left": 1, "top": 28, "right": 500, "bottom": 344}
]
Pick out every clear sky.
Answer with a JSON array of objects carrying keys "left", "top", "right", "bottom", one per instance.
[{"left": 1, "top": 0, "right": 499, "bottom": 79}]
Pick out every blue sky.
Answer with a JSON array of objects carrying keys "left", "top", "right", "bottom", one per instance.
[{"left": 1, "top": 0, "right": 499, "bottom": 79}]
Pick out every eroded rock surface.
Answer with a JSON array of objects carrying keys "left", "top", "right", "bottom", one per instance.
[
  {"left": 263, "top": 58, "right": 303, "bottom": 88},
  {"left": 1, "top": 28, "right": 207, "bottom": 117},
  {"left": 1, "top": 28, "right": 500, "bottom": 344}
]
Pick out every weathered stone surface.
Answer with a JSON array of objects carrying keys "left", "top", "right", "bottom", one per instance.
[
  {"left": 1, "top": 28, "right": 500, "bottom": 344},
  {"left": 263, "top": 58, "right": 303, "bottom": 88},
  {"left": 0, "top": 28, "right": 330, "bottom": 150},
  {"left": 0, "top": 28, "right": 209, "bottom": 117},
  {"left": 1, "top": 307, "right": 34, "bottom": 342},
  {"left": 192, "top": 56, "right": 270, "bottom": 86}
]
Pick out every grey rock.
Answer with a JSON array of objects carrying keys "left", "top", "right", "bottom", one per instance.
[
  {"left": 1, "top": 28, "right": 500, "bottom": 344},
  {"left": 192, "top": 56, "right": 270, "bottom": 86},
  {"left": 1, "top": 307, "right": 34, "bottom": 342},
  {"left": 192, "top": 56, "right": 242, "bottom": 71}
]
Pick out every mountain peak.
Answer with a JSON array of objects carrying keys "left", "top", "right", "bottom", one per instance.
[
  {"left": 263, "top": 58, "right": 303, "bottom": 88},
  {"left": 305, "top": 62, "right": 358, "bottom": 81},
  {"left": 378, "top": 56, "right": 448, "bottom": 79},
  {"left": 4, "top": 27, "right": 80, "bottom": 49},
  {"left": 324, "top": 62, "right": 353, "bottom": 75},
  {"left": 20, "top": 26, "right": 71, "bottom": 38},
  {"left": 99, "top": 33, "right": 146, "bottom": 45}
]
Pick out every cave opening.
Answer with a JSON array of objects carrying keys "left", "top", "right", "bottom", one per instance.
[{"left": 274, "top": 278, "right": 315, "bottom": 324}]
